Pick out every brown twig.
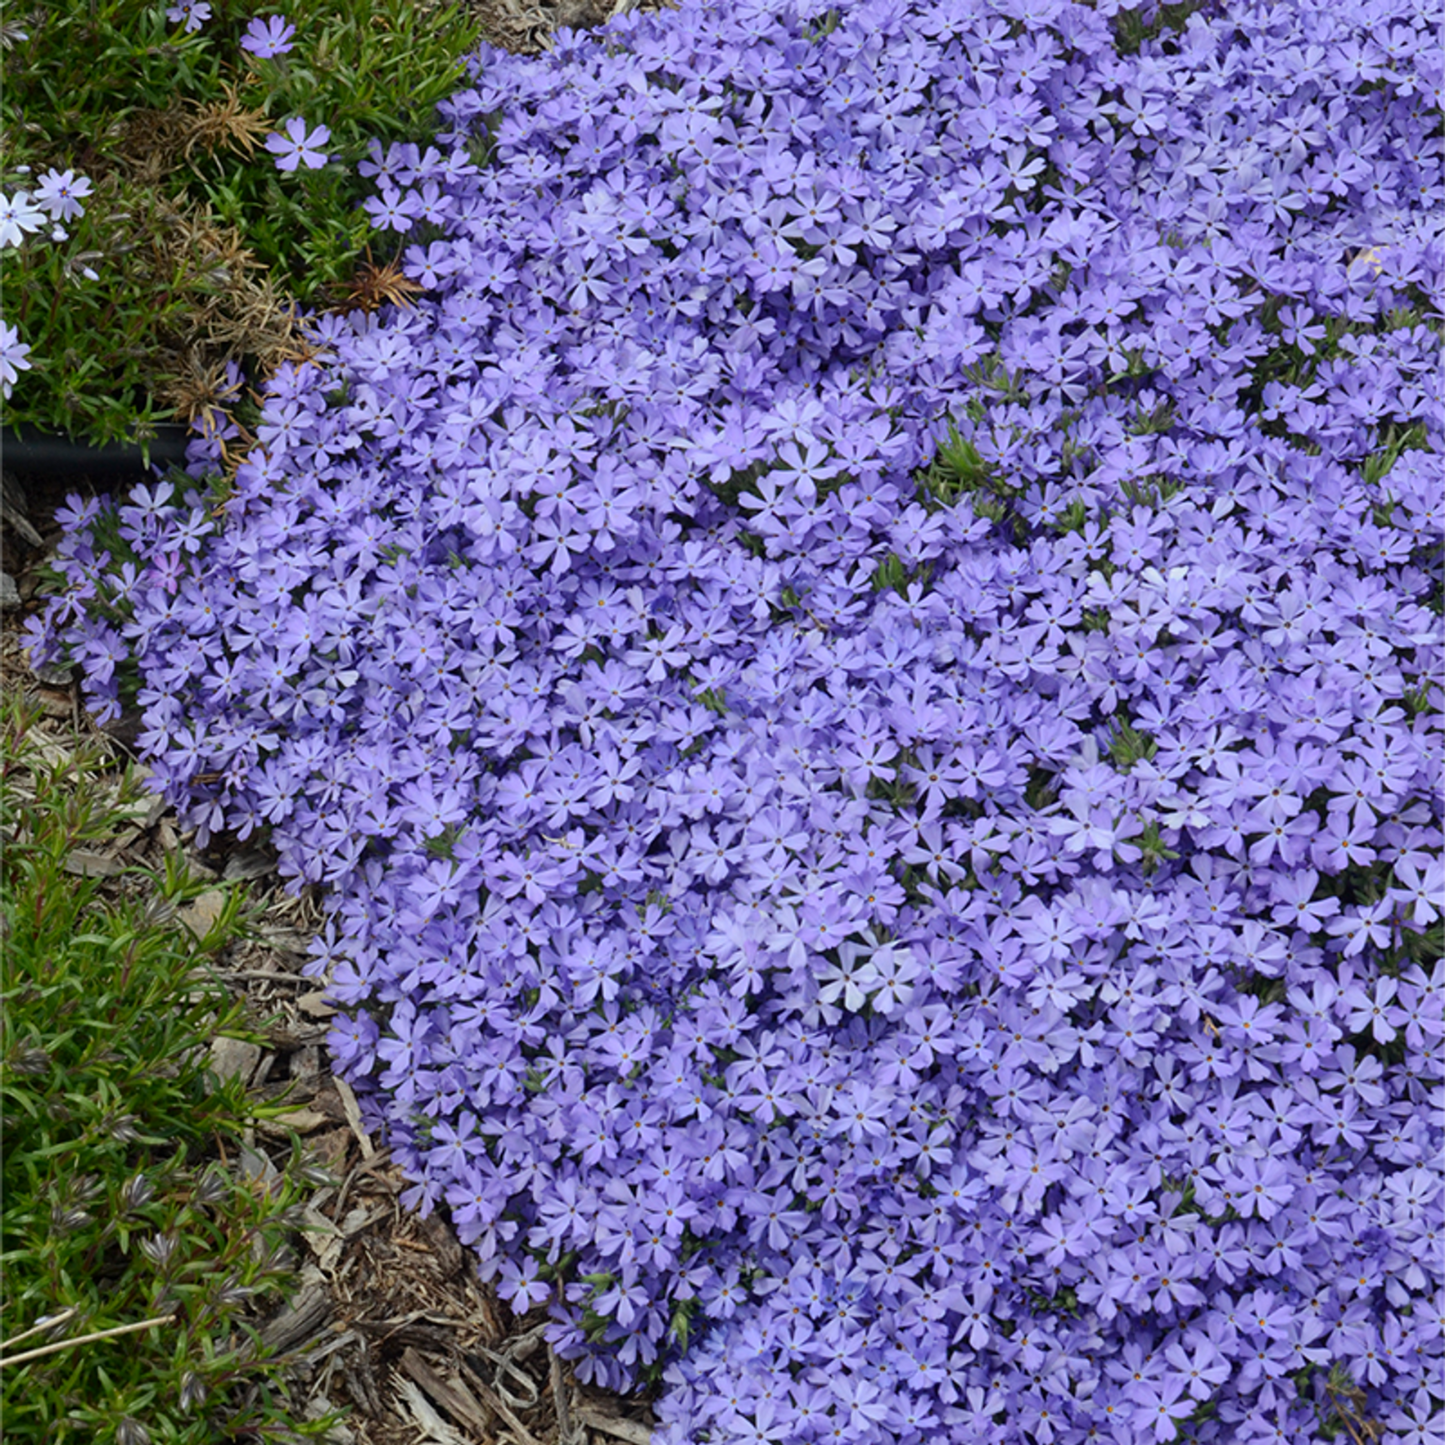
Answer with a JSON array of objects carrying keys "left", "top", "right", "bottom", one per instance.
[
  {"left": 458, "top": 1360, "right": 545, "bottom": 1445},
  {"left": 0, "top": 1307, "right": 77, "bottom": 1353},
  {"left": 1325, "top": 1383, "right": 1380, "bottom": 1445},
  {"left": 0, "top": 1312, "right": 175, "bottom": 1369}
]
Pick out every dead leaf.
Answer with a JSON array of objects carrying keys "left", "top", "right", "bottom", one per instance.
[
  {"left": 209, "top": 1035, "right": 262, "bottom": 1087},
  {"left": 63, "top": 849, "right": 125, "bottom": 877},
  {"left": 394, "top": 1376, "right": 467, "bottom": 1445},
  {"left": 180, "top": 888, "right": 229, "bottom": 938},
  {"left": 264, "top": 1107, "right": 331, "bottom": 1134}
]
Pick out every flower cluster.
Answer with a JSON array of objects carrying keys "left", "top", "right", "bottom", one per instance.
[
  {"left": 30, "top": 0, "right": 1443, "bottom": 1441},
  {"left": 0, "top": 166, "right": 93, "bottom": 396},
  {"left": 238, "top": 12, "right": 333, "bottom": 171}
]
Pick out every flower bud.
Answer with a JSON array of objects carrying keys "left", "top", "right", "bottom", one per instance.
[
  {"left": 179, "top": 1371, "right": 207, "bottom": 1413},
  {"left": 140, "top": 1232, "right": 178, "bottom": 1268},
  {"left": 74, "top": 1175, "right": 104, "bottom": 1201},
  {"left": 123, "top": 1173, "right": 154, "bottom": 1211},
  {"left": 143, "top": 895, "right": 176, "bottom": 928},
  {"left": 106, "top": 1112, "right": 144, "bottom": 1144},
  {"left": 195, "top": 1167, "right": 230, "bottom": 1206},
  {"left": 51, "top": 1205, "right": 94, "bottom": 1232},
  {"left": 216, "top": 1276, "right": 255, "bottom": 1305}
]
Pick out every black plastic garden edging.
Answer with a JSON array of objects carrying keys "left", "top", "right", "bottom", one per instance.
[{"left": 2, "top": 423, "right": 194, "bottom": 487}]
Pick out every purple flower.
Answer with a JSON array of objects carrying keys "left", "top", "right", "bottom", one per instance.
[
  {"left": 27, "top": 1, "right": 1445, "bottom": 1439},
  {"left": 164, "top": 0, "right": 211, "bottom": 32},
  {"left": 361, "top": 186, "right": 425, "bottom": 234},
  {"left": 240, "top": 13, "right": 296, "bottom": 58},
  {"left": 265, "top": 117, "right": 330, "bottom": 172}
]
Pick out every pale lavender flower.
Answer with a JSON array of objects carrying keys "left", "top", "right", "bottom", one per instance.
[
  {"left": 33, "top": 168, "right": 93, "bottom": 223},
  {"left": 265, "top": 118, "right": 331, "bottom": 172},
  {"left": 0, "top": 319, "right": 32, "bottom": 398},
  {"left": 240, "top": 14, "right": 297, "bottom": 58},
  {"left": 164, "top": 0, "right": 212, "bottom": 32}
]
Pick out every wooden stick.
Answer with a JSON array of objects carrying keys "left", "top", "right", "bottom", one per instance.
[
  {"left": 458, "top": 1357, "right": 545, "bottom": 1445},
  {"left": 0, "top": 1313, "right": 174, "bottom": 1369},
  {"left": 217, "top": 969, "right": 321, "bottom": 984},
  {"left": 399, "top": 1348, "right": 496, "bottom": 1440},
  {"left": 574, "top": 1407, "right": 655, "bottom": 1445},
  {"left": 550, "top": 1343, "right": 578, "bottom": 1445},
  {"left": 0, "top": 1307, "right": 77, "bottom": 1353}
]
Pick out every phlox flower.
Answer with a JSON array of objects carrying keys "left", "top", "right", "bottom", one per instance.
[
  {"left": 25, "top": 0, "right": 1445, "bottom": 1436},
  {"left": 495, "top": 1252, "right": 552, "bottom": 1310},
  {"left": 145, "top": 551, "right": 185, "bottom": 597},
  {"left": 241, "top": 14, "right": 296, "bottom": 58},
  {"left": 362, "top": 186, "right": 425, "bottom": 233},
  {"left": 1389, "top": 852, "right": 1442, "bottom": 928},
  {"left": 867, "top": 943, "right": 920, "bottom": 1014},
  {"left": 265, "top": 118, "right": 330, "bottom": 172},
  {"left": 32, "top": 168, "right": 92, "bottom": 223},
  {"left": 164, "top": 0, "right": 211, "bottom": 31},
  {"left": 0, "top": 190, "right": 45, "bottom": 248},
  {"left": 815, "top": 940, "right": 880, "bottom": 1013},
  {"left": 0, "top": 319, "right": 32, "bottom": 398}
]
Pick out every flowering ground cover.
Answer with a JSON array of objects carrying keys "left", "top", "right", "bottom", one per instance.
[{"left": 29, "top": 0, "right": 1444, "bottom": 1441}]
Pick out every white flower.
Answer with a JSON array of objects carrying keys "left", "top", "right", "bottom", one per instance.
[
  {"left": 0, "top": 190, "right": 46, "bottom": 249},
  {"left": 815, "top": 940, "right": 881, "bottom": 1013},
  {"left": 0, "top": 319, "right": 33, "bottom": 398},
  {"left": 34, "top": 167, "right": 94, "bottom": 223}
]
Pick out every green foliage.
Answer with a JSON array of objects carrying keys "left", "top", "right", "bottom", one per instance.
[
  {"left": 1401, "top": 681, "right": 1439, "bottom": 718},
  {"left": 706, "top": 458, "right": 770, "bottom": 511},
  {"left": 1107, "top": 719, "right": 1158, "bottom": 771},
  {"left": 1027, "top": 1286, "right": 1079, "bottom": 1318},
  {"left": 960, "top": 353, "right": 1030, "bottom": 406},
  {"left": 915, "top": 415, "right": 1026, "bottom": 541},
  {"left": 1127, "top": 397, "right": 1177, "bottom": 436},
  {"left": 1118, "top": 472, "right": 1183, "bottom": 509},
  {"left": 1047, "top": 499, "right": 1091, "bottom": 535},
  {"left": 1134, "top": 819, "right": 1180, "bottom": 876},
  {"left": 0, "top": 0, "right": 485, "bottom": 453},
  {"left": 805, "top": 8, "right": 842, "bottom": 41},
  {"left": 667, "top": 1296, "right": 700, "bottom": 1349},
  {"left": 870, "top": 552, "right": 910, "bottom": 593},
  {"left": 1362, "top": 420, "right": 1430, "bottom": 487},
  {"left": 1110, "top": 0, "right": 1218, "bottom": 58},
  {"left": 1317, "top": 1365, "right": 1386, "bottom": 1442},
  {"left": 0, "top": 692, "right": 340, "bottom": 1442},
  {"left": 424, "top": 824, "right": 463, "bottom": 859}
]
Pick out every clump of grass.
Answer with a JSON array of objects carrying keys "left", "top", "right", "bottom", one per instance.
[
  {"left": 0, "top": 690, "right": 342, "bottom": 1444},
  {"left": 0, "top": 0, "right": 486, "bottom": 459}
]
